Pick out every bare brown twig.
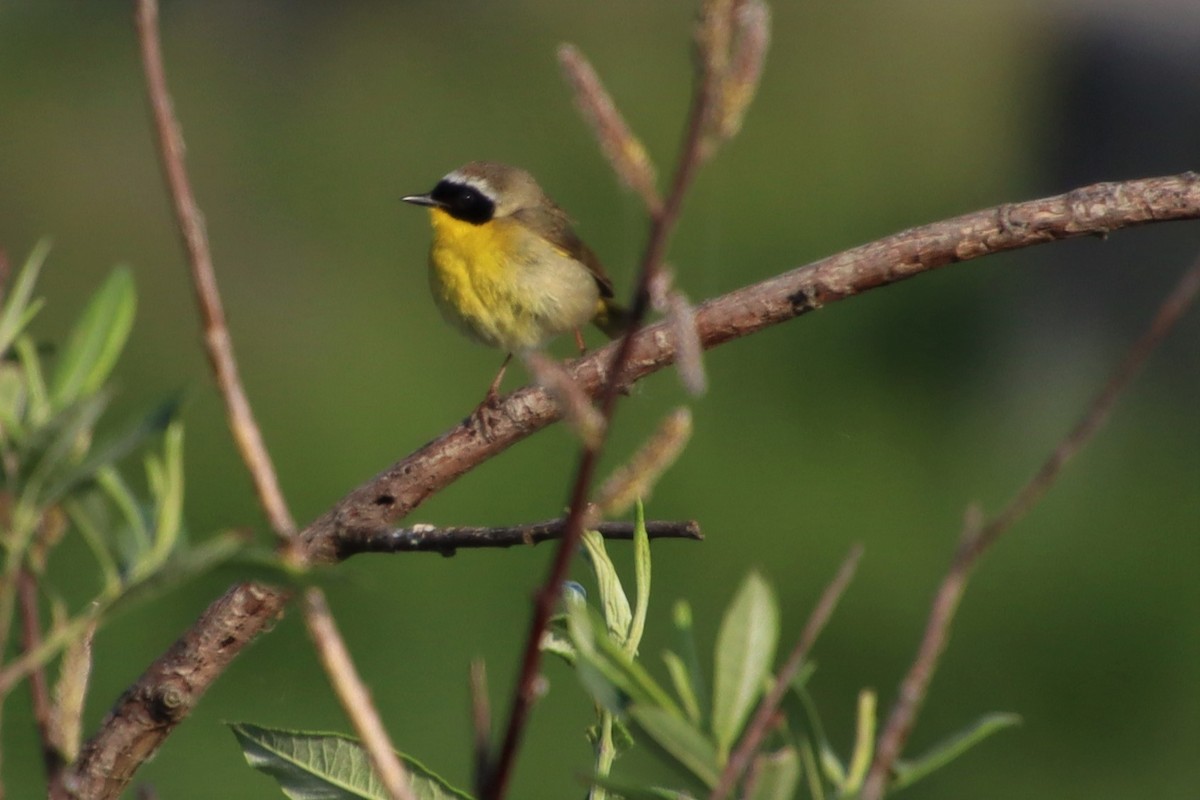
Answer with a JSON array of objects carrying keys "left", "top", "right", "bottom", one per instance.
[
  {"left": 301, "top": 589, "right": 416, "bottom": 800},
  {"left": 17, "top": 569, "right": 67, "bottom": 800},
  {"left": 128, "top": 3, "right": 412, "bottom": 799},
  {"left": 859, "top": 252, "right": 1200, "bottom": 800},
  {"left": 482, "top": 10, "right": 736, "bottom": 794},
  {"left": 67, "top": 172, "right": 1200, "bottom": 800},
  {"left": 133, "top": 0, "right": 293, "bottom": 540},
  {"left": 709, "top": 545, "right": 864, "bottom": 800},
  {"left": 469, "top": 660, "right": 492, "bottom": 798},
  {"left": 336, "top": 518, "right": 702, "bottom": 559}
]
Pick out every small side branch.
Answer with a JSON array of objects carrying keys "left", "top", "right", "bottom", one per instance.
[
  {"left": 859, "top": 252, "right": 1200, "bottom": 800},
  {"left": 338, "top": 519, "right": 702, "bottom": 558}
]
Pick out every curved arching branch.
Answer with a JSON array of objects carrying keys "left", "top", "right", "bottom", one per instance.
[{"left": 66, "top": 171, "right": 1200, "bottom": 799}]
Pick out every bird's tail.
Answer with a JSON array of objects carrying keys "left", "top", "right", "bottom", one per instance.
[{"left": 593, "top": 297, "right": 633, "bottom": 340}]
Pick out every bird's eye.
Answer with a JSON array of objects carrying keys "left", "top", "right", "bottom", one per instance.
[{"left": 429, "top": 180, "right": 495, "bottom": 224}]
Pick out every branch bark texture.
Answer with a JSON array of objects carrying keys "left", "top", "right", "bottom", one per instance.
[{"left": 67, "top": 172, "right": 1200, "bottom": 798}]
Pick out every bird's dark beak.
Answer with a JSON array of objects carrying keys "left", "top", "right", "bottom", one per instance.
[{"left": 401, "top": 193, "right": 441, "bottom": 208}]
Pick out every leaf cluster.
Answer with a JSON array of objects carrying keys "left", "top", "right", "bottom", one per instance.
[{"left": 0, "top": 243, "right": 243, "bottom": 751}]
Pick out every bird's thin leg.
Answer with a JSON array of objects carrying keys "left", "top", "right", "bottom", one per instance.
[
  {"left": 468, "top": 353, "right": 513, "bottom": 441},
  {"left": 573, "top": 328, "right": 586, "bottom": 355},
  {"left": 484, "top": 353, "right": 513, "bottom": 406}
]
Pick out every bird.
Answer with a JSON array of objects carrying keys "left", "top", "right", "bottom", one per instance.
[{"left": 402, "top": 161, "right": 628, "bottom": 417}]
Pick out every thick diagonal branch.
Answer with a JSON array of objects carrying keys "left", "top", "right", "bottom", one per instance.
[{"left": 67, "top": 172, "right": 1200, "bottom": 799}]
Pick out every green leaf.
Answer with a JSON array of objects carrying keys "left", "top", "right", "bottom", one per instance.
[
  {"left": 711, "top": 572, "right": 779, "bottom": 759},
  {"left": 627, "top": 500, "right": 651, "bottom": 655},
  {"left": 890, "top": 712, "right": 1021, "bottom": 791},
  {"left": 662, "top": 651, "right": 702, "bottom": 725},
  {"left": 63, "top": 497, "right": 121, "bottom": 592},
  {"left": 671, "top": 600, "right": 709, "bottom": 726},
  {"left": 109, "top": 530, "right": 245, "bottom": 616},
  {"left": 799, "top": 740, "right": 826, "bottom": 800},
  {"left": 628, "top": 705, "right": 721, "bottom": 789},
  {"left": 145, "top": 419, "right": 185, "bottom": 571},
  {"left": 229, "top": 722, "right": 474, "bottom": 800},
  {"left": 0, "top": 239, "right": 50, "bottom": 356},
  {"left": 567, "top": 598, "right": 682, "bottom": 717},
  {"left": 40, "top": 396, "right": 180, "bottom": 507},
  {"left": 20, "top": 390, "right": 111, "bottom": 504},
  {"left": 15, "top": 334, "right": 50, "bottom": 427},
  {"left": 841, "top": 689, "right": 876, "bottom": 793},
  {"left": 744, "top": 747, "right": 800, "bottom": 800},
  {"left": 818, "top": 744, "right": 845, "bottom": 790},
  {"left": 581, "top": 529, "right": 633, "bottom": 644},
  {"left": 50, "top": 266, "right": 136, "bottom": 409}
]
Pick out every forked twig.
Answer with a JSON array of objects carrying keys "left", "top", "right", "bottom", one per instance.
[{"left": 859, "top": 252, "right": 1200, "bottom": 800}]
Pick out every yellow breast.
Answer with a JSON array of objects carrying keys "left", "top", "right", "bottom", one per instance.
[{"left": 426, "top": 209, "right": 599, "bottom": 352}]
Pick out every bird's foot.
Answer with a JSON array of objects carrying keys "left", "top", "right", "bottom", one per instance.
[{"left": 466, "top": 386, "right": 505, "bottom": 442}]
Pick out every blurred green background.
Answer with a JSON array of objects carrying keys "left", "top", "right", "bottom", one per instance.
[{"left": 2, "top": 1, "right": 1198, "bottom": 798}]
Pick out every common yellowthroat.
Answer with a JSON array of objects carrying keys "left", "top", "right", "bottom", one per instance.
[{"left": 403, "top": 161, "right": 628, "bottom": 407}]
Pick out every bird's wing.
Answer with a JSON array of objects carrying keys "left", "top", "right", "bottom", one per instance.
[{"left": 511, "top": 205, "right": 615, "bottom": 298}]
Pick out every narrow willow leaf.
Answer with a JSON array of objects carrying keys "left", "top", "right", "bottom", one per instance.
[
  {"left": 800, "top": 740, "right": 826, "bottom": 800},
  {"left": 541, "top": 626, "right": 577, "bottom": 666},
  {"left": 818, "top": 745, "right": 845, "bottom": 789},
  {"left": 662, "top": 651, "right": 702, "bottom": 725},
  {"left": 14, "top": 334, "right": 50, "bottom": 429},
  {"left": 63, "top": 497, "right": 121, "bottom": 591},
  {"left": 229, "top": 722, "right": 473, "bottom": 800},
  {"left": 890, "top": 712, "right": 1022, "bottom": 791},
  {"left": 0, "top": 239, "right": 50, "bottom": 356},
  {"left": 146, "top": 420, "right": 185, "bottom": 570},
  {"left": 629, "top": 705, "right": 721, "bottom": 789},
  {"left": 21, "top": 391, "right": 110, "bottom": 504},
  {"left": 842, "top": 689, "right": 876, "bottom": 793},
  {"left": 672, "top": 600, "right": 709, "bottom": 726},
  {"left": 711, "top": 572, "right": 779, "bottom": 759},
  {"left": 588, "top": 774, "right": 697, "bottom": 800},
  {"left": 744, "top": 747, "right": 800, "bottom": 800},
  {"left": 0, "top": 360, "right": 23, "bottom": 421},
  {"left": 627, "top": 500, "right": 651, "bottom": 654},
  {"left": 40, "top": 396, "right": 180, "bottom": 507},
  {"left": 50, "top": 266, "right": 136, "bottom": 409},
  {"left": 96, "top": 466, "right": 150, "bottom": 564},
  {"left": 568, "top": 599, "right": 682, "bottom": 716},
  {"left": 581, "top": 529, "right": 632, "bottom": 644}
]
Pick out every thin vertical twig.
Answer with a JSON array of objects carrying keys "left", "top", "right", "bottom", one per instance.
[
  {"left": 484, "top": 9, "right": 766, "bottom": 796},
  {"left": 709, "top": 545, "right": 864, "bottom": 800},
  {"left": 469, "top": 660, "right": 492, "bottom": 798},
  {"left": 134, "top": 4, "right": 414, "bottom": 798},
  {"left": 860, "top": 252, "right": 1200, "bottom": 800},
  {"left": 17, "top": 569, "right": 67, "bottom": 800},
  {"left": 134, "top": 0, "right": 294, "bottom": 539},
  {"left": 301, "top": 589, "right": 417, "bottom": 800}
]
